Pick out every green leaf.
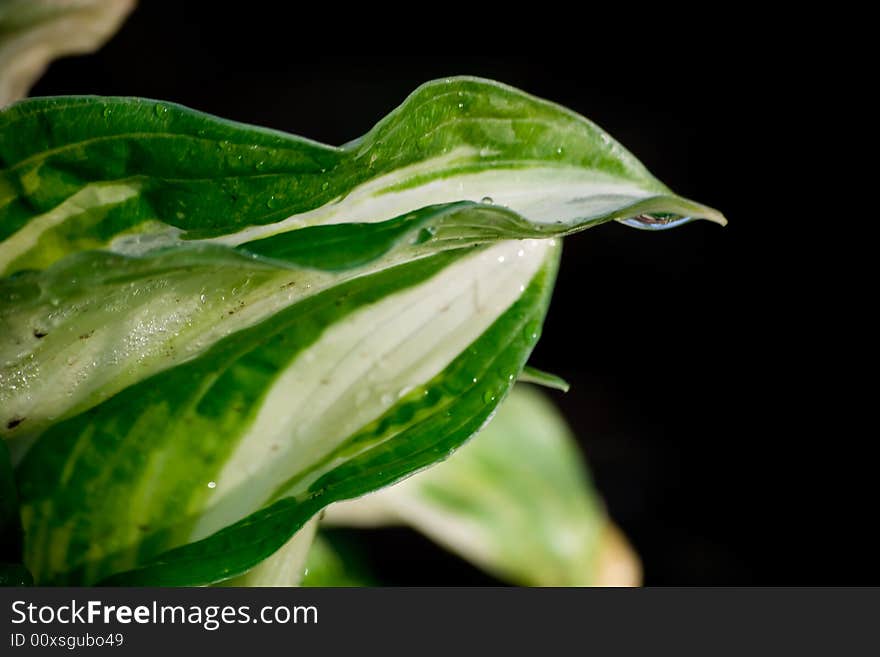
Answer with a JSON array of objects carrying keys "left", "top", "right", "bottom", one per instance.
[
  {"left": 518, "top": 365, "right": 570, "bottom": 392},
  {"left": 0, "top": 77, "right": 724, "bottom": 278},
  {"left": 1, "top": 78, "right": 719, "bottom": 585},
  {"left": 0, "top": 0, "right": 135, "bottom": 107},
  {"left": 221, "top": 518, "right": 318, "bottom": 587},
  {"left": 15, "top": 242, "right": 559, "bottom": 585},
  {"left": 2, "top": 201, "right": 583, "bottom": 442},
  {"left": 300, "top": 533, "right": 376, "bottom": 587},
  {"left": 325, "top": 385, "right": 624, "bottom": 586}
]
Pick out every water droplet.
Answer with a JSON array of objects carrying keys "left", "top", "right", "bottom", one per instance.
[
  {"left": 458, "top": 103, "right": 464, "bottom": 109},
  {"left": 199, "top": 294, "right": 206, "bottom": 304},
  {"left": 102, "top": 106, "right": 112, "bottom": 119},
  {"left": 556, "top": 147, "right": 563, "bottom": 155},
  {"left": 321, "top": 182, "right": 329, "bottom": 191},
  {"left": 256, "top": 160, "right": 266, "bottom": 170},
  {"left": 481, "top": 196, "right": 494, "bottom": 205},
  {"left": 154, "top": 104, "right": 167, "bottom": 117},
  {"left": 267, "top": 195, "right": 278, "bottom": 209},
  {"left": 397, "top": 385, "right": 413, "bottom": 399},
  {"left": 618, "top": 213, "right": 692, "bottom": 231},
  {"left": 524, "top": 321, "right": 542, "bottom": 342},
  {"left": 207, "top": 481, "right": 216, "bottom": 489},
  {"left": 415, "top": 226, "right": 436, "bottom": 244},
  {"left": 369, "top": 153, "right": 378, "bottom": 166},
  {"left": 472, "top": 377, "right": 478, "bottom": 384},
  {"left": 482, "top": 389, "right": 496, "bottom": 404}
]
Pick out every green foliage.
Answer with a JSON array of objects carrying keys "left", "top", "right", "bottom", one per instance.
[{"left": 0, "top": 77, "right": 723, "bottom": 585}]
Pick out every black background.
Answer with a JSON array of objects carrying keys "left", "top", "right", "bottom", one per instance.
[{"left": 28, "top": 6, "right": 863, "bottom": 584}]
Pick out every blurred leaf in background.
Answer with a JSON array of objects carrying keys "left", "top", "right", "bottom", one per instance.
[
  {"left": 0, "top": 0, "right": 134, "bottom": 106},
  {"left": 323, "top": 385, "right": 641, "bottom": 586}
]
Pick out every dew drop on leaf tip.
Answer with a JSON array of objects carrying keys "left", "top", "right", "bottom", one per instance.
[{"left": 618, "top": 213, "right": 693, "bottom": 231}]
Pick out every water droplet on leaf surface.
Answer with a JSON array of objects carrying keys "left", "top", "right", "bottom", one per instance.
[
  {"left": 618, "top": 213, "right": 693, "bottom": 230},
  {"left": 415, "top": 227, "right": 436, "bottom": 244},
  {"left": 524, "top": 321, "right": 541, "bottom": 342}
]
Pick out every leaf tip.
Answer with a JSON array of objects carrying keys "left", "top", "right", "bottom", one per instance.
[
  {"left": 518, "top": 366, "right": 570, "bottom": 393},
  {"left": 702, "top": 207, "right": 729, "bottom": 228}
]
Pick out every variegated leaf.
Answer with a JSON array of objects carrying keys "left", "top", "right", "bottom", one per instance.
[
  {"left": 0, "top": 78, "right": 722, "bottom": 584},
  {"left": 325, "top": 385, "right": 641, "bottom": 586}
]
